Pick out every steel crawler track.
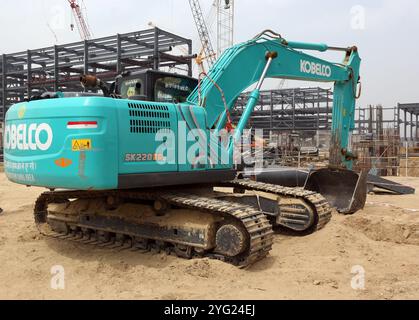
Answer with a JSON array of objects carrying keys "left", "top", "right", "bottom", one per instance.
[
  {"left": 219, "top": 179, "right": 333, "bottom": 231},
  {"left": 34, "top": 189, "right": 274, "bottom": 268}
]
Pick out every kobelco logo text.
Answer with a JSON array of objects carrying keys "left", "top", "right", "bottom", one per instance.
[
  {"left": 4, "top": 123, "right": 53, "bottom": 151},
  {"left": 300, "top": 60, "right": 332, "bottom": 78}
]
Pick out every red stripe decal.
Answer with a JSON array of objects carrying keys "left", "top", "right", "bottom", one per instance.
[{"left": 67, "top": 121, "right": 98, "bottom": 126}]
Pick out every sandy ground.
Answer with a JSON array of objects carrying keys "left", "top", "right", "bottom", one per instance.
[{"left": 0, "top": 172, "right": 418, "bottom": 300}]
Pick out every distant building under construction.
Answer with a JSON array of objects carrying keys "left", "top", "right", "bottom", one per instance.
[{"left": 0, "top": 27, "right": 193, "bottom": 120}]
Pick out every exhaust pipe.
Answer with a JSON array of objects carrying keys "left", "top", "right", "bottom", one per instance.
[{"left": 80, "top": 75, "right": 110, "bottom": 97}]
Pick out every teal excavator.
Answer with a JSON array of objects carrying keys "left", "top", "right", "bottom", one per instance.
[{"left": 3, "top": 30, "right": 365, "bottom": 266}]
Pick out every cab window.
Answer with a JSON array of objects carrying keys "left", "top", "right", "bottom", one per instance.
[
  {"left": 154, "top": 77, "right": 196, "bottom": 103},
  {"left": 120, "top": 79, "right": 144, "bottom": 99}
]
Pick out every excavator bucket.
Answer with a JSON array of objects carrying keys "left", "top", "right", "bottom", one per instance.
[
  {"left": 241, "top": 167, "right": 368, "bottom": 214},
  {"left": 304, "top": 168, "right": 368, "bottom": 214}
]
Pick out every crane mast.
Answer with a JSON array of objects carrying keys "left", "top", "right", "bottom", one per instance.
[
  {"left": 217, "top": 0, "right": 234, "bottom": 57},
  {"left": 68, "top": 0, "right": 92, "bottom": 40},
  {"left": 188, "top": 0, "right": 217, "bottom": 68}
]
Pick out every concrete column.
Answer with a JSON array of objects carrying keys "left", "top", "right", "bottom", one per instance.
[
  {"left": 317, "top": 88, "right": 320, "bottom": 128},
  {"left": 368, "top": 105, "right": 373, "bottom": 134},
  {"left": 410, "top": 112, "right": 414, "bottom": 142},
  {"left": 326, "top": 90, "right": 330, "bottom": 130},
  {"left": 270, "top": 91, "right": 273, "bottom": 131},
  {"left": 397, "top": 103, "right": 401, "bottom": 138},
  {"left": 292, "top": 89, "right": 295, "bottom": 131}
]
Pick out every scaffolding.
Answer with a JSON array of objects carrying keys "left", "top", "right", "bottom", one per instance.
[
  {"left": 0, "top": 27, "right": 193, "bottom": 120},
  {"left": 352, "top": 129, "right": 401, "bottom": 176}
]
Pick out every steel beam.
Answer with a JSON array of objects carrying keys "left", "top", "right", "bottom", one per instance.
[
  {"left": 27, "top": 50, "right": 32, "bottom": 99},
  {"left": 54, "top": 46, "right": 59, "bottom": 91},
  {"left": 411, "top": 112, "right": 414, "bottom": 142},
  {"left": 116, "top": 34, "right": 122, "bottom": 74},
  {"left": 83, "top": 40, "right": 89, "bottom": 75},
  {"left": 416, "top": 114, "right": 418, "bottom": 141},
  {"left": 2, "top": 54, "right": 7, "bottom": 121},
  {"left": 153, "top": 28, "right": 160, "bottom": 71}
]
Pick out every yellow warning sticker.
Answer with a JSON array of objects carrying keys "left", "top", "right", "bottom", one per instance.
[{"left": 72, "top": 139, "right": 92, "bottom": 151}]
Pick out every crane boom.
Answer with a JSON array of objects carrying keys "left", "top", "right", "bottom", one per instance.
[
  {"left": 68, "top": 0, "right": 92, "bottom": 40},
  {"left": 188, "top": 0, "right": 217, "bottom": 68}
]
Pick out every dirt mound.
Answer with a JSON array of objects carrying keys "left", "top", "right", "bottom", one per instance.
[
  {"left": 345, "top": 214, "right": 419, "bottom": 246},
  {"left": 17, "top": 230, "right": 43, "bottom": 243},
  {"left": 183, "top": 259, "right": 233, "bottom": 279}
]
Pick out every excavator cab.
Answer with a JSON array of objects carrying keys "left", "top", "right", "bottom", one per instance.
[{"left": 115, "top": 70, "right": 198, "bottom": 103}]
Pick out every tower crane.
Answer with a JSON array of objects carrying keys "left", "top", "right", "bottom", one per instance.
[{"left": 67, "top": 0, "right": 92, "bottom": 40}]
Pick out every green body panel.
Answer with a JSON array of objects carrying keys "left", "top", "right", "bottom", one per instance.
[
  {"left": 3, "top": 97, "right": 230, "bottom": 190},
  {"left": 4, "top": 98, "right": 119, "bottom": 189}
]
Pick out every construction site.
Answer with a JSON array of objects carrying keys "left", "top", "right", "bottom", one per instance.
[{"left": 0, "top": 0, "right": 418, "bottom": 302}]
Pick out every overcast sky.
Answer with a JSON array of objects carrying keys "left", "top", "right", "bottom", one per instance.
[{"left": 1, "top": 0, "right": 418, "bottom": 109}]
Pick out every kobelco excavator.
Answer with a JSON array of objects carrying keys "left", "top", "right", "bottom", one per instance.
[{"left": 3, "top": 30, "right": 364, "bottom": 267}]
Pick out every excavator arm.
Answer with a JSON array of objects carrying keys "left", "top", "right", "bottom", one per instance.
[
  {"left": 188, "top": 30, "right": 365, "bottom": 214},
  {"left": 188, "top": 30, "right": 361, "bottom": 169}
]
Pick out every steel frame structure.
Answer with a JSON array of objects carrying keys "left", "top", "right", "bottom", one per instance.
[
  {"left": 355, "top": 103, "right": 419, "bottom": 141},
  {"left": 0, "top": 27, "right": 193, "bottom": 120},
  {"left": 398, "top": 103, "right": 419, "bottom": 141},
  {"left": 354, "top": 105, "right": 399, "bottom": 134},
  {"left": 233, "top": 89, "right": 419, "bottom": 143},
  {"left": 232, "top": 87, "right": 333, "bottom": 135}
]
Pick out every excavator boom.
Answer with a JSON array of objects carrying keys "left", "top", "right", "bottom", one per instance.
[{"left": 189, "top": 30, "right": 361, "bottom": 169}]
